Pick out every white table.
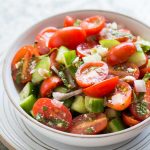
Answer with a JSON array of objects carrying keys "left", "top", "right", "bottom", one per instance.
[{"left": 0, "top": 0, "right": 150, "bottom": 149}]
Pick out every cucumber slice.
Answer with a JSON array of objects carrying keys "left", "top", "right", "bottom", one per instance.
[
  {"left": 108, "top": 118, "right": 125, "bottom": 132},
  {"left": 99, "top": 39, "right": 120, "bottom": 49},
  {"left": 83, "top": 54, "right": 101, "bottom": 63},
  {"left": 147, "top": 59, "right": 150, "bottom": 67},
  {"left": 32, "top": 56, "right": 51, "bottom": 84},
  {"left": 54, "top": 86, "right": 68, "bottom": 93},
  {"left": 56, "top": 46, "right": 69, "bottom": 64},
  {"left": 128, "top": 51, "right": 146, "bottom": 67},
  {"left": 85, "top": 96, "right": 104, "bottom": 113},
  {"left": 105, "top": 108, "right": 121, "bottom": 119},
  {"left": 71, "top": 96, "right": 87, "bottom": 113},
  {"left": 19, "top": 82, "right": 34, "bottom": 100},
  {"left": 20, "top": 95, "right": 36, "bottom": 114}
]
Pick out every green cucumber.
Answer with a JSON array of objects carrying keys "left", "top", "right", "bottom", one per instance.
[
  {"left": 85, "top": 96, "right": 104, "bottom": 113},
  {"left": 128, "top": 51, "right": 146, "bottom": 67},
  {"left": 20, "top": 95, "right": 36, "bottom": 114},
  {"left": 63, "top": 50, "right": 76, "bottom": 67},
  {"left": 147, "top": 59, "right": 150, "bottom": 67},
  {"left": 108, "top": 118, "right": 125, "bottom": 132},
  {"left": 19, "top": 82, "right": 34, "bottom": 100},
  {"left": 54, "top": 86, "right": 68, "bottom": 93},
  {"left": 105, "top": 108, "right": 121, "bottom": 119},
  {"left": 32, "top": 56, "right": 51, "bottom": 84},
  {"left": 63, "top": 98, "right": 74, "bottom": 108},
  {"left": 83, "top": 54, "right": 101, "bottom": 63},
  {"left": 56, "top": 46, "right": 69, "bottom": 64},
  {"left": 71, "top": 96, "right": 87, "bottom": 113},
  {"left": 99, "top": 39, "right": 120, "bottom": 49}
]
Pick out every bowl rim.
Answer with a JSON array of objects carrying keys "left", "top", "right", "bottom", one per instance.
[{"left": 3, "top": 9, "right": 150, "bottom": 138}]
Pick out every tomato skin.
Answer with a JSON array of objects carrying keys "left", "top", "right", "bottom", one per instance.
[
  {"left": 80, "top": 16, "right": 105, "bottom": 36},
  {"left": 122, "top": 113, "right": 140, "bottom": 127},
  {"left": 107, "top": 82, "right": 132, "bottom": 111},
  {"left": 40, "top": 76, "right": 61, "bottom": 97},
  {"left": 76, "top": 42, "right": 97, "bottom": 58},
  {"left": 83, "top": 76, "right": 119, "bottom": 97},
  {"left": 64, "top": 16, "right": 75, "bottom": 27},
  {"left": 75, "top": 62, "right": 108, "bottom": 88},
  {"left": 68, "top": 113, "right": 107, "bottom": 135},
  {"left": 35, "top": 27, "right": 57, "bottom": 55},
  {"left": 50, "top": 51, "right": 60, "bottom": 69},
  {"left": 116, "top": 29, "right": 131, "bottom": 42},
  {"left": 48, "top": 27, "right": 86, "bottom": 49},
  {"left": 109, "top": 62, "right": 140, "bottom": 79},
  {"left": 32, "top": 98, "right": 72, "bottom": 131},
  {"left": 107, "top": 42, "right": 136, "bottom": 66},
  {"left": 140, "top": 67, "right": 150, "bottom": 77}
]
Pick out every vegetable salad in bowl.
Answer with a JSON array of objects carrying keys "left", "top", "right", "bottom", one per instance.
[{"left": 11, "top": 15, "right": 150, "bottom": 135}]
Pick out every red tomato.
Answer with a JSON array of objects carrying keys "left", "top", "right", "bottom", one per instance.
[
  {"left": 50, "top": 51, "right": 60, "bottom": 69},
  {"left": 107, "top": 42, "right": 136, "bottom": 66},
  {"left": 75, "top": 62, "right": 108, "bottom": 88},
  {"left": 140, "top": 67, "right": 150, "bottom": 77},
  {"left": 76, "top": 42, "right": 97, "bottom": 58},
  {"left": 48, "top": 27, "right": 86, "bottom": 49},
  {"left": 64, "top": 16, "right": 75, "bottom": 27},
  {"left": 122, "top": 113, "right": 140, "bottom": 127},
  {"left": 35, "top": 27, "right": 57, "bottom": 54},
  {"left": 109, "top": 62, "right": 140, "bottom": 79},
  {"left": 83, "top": 76, "right": 119, "bottom": 97},
  {"left": 11, "top": 45, "right": 39, "bottom": 83},
  {"left": 116, "top": 29, "right": 131, "bottom": 42},
  {"left": 32, "top": 98, "right": 72, "bottom": 131},
  {"left": 80, "top": 16, "right": 105, "bottom": 35},
  {"left": 40, "top": 76, "right": 61, "bottom": 97},
  {"left": 107, "top": 82, "right": 132, "bottom": 111},
  {"left": 68, "top": 113, "right": 107, "bottom": 135}
]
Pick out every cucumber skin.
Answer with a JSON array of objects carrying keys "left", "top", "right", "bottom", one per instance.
[
  {"left": 71, "top": 96, "right": 87, "bottom": 113},
  {"left": 20, "top": 95, "right": 36, "bottom": 114},
  {"left": 105, "top": 108, "right": 121, "bottom": 119},
  {"left": 100, "top": 39, "right": 120, "bottom": 49},
  {"left": 128, "top": 51, "right": 146, "bottom": 67},
  {"left": 19, "top": 82, "right": 34, "bottom": 100},
  {"left": 32, "top": 57, "right": 51, "bottom": 84},
  {"left": 85, "top": 96, "right": 104, "bottom": 113}
]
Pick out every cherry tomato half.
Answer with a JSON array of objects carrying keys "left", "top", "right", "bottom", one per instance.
[
  {"left": 35, "top": 27, "right": 57, "bottom": 54},
  {"left": 140, "top": 67, "right": 150, "bottom": 78},
  {"left": 76, "top": 42, "right": 97, "bottom": 58},
  {"left": 83, "top": 76, "right": 119, "bottom": 97},
  {"left": 107, "top": 82, "right": 132, "bottom": 111},
  {"left": 75, "top": 62, "right": 108, "bottom": 88},
  {"left": 32, "top": 98, "right": 72, "bottom": 131},
  {"left": 109, "top": 62, "right": 140, "bottom": 79},
  {"left": 64, "top": 16, "right": 75, "bottom": 27},
  {"left": 107, "top": 42, "right": 136, "bottom": 66},
  {"left": 48, "top": 27, "right": 86, "bottom": 49},
  {"left": 80, "top": 16, "right": 105, "bottom": 35},
  {"left": 68, "top": 113, "right": 107, "bottom": 135},
  {"left": 122, "top": 113, "right": 140, "bottom": 127},
  {"left": 40, "top": 76, "right": 61, "bottom": 97}
]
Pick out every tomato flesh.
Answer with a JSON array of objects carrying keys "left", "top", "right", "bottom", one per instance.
[
  {"left": 35, "top": 27, "right": 57, "bottom": 54},
  {"left": 40, "top": 76, "right": 61, "bottom": 97},
  {"left": 122, "top": 113, "right": 140, "bottom": 127},
  {"left": 107, "top": 42, "right": 136, "bottom": 66},
  {"left": 75, "top": 62, "right": 108, "bottom": 88},
  {"left": 109, "top": 62, "right": 140, "bottom": 79},
  {"left": 76, "top": 42, "right": 97, "bottom": 58},
  {"left": 32, "top": 98, "right": 72, "bottom": 131},
  {"left": 107, "top": 82, "right": 132, "bottom": 111},
  {"left": 48, "top": 27, "right": 86, "bottom": 49},
  {"left": 69, "top": 113, "right": 107, "bottom": 135},
  {"left": 80, "top": 16, "right": 105, "bottom": 35},
  {"left": 83, "top": 76, "right": 119, "bottom": 97}
]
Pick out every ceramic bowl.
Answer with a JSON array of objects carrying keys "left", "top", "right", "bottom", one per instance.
[{"left": 3, "top": 10, "right": 150, "bottom": 147}]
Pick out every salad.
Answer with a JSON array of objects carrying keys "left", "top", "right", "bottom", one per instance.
[{"left": 11, "top": 15, "right": 150, "bottom": 135}]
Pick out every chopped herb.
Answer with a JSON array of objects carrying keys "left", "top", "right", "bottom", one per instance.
[
  {"left": 35, "top": 113, "right": 45, "bottom": 122},
  {"left": 48, "top": 118, "right": 68, "bottom": 128},
  {"left": 43, "top": 106, "right": 48, "bottom": 111},
  {"left": 136, "top": 101, "right": 148, "bottom": 116},
  {"left": 143, "top": 73, "right": 150, "bottom": 82},
  {"left": 85, "top": 127, "right": 95, "bottom": 134},
  {"left": 74, "top": 19, "right": 82, "bottom": 26}
]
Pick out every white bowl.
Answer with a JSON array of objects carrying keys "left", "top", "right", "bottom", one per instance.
[{"left": 3, "top": 10, "right": 150, "bottom": 147}]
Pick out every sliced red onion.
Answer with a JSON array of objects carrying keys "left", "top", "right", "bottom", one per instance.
[
  {"left": 52, "top": 89, "right": 82, "bottom": 101},
  {"left": 134, "top": 80, "right": 146, "bottom": 92}
]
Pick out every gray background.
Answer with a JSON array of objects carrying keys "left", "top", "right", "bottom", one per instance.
[{"left": 0, "top": 0, "right": 150, "bottom": 149}]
